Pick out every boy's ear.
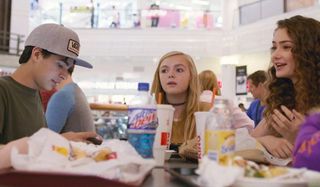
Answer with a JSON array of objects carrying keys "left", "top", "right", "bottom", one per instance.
[{"left": 31, "top": 47, "right": 42, "bottom": 61}]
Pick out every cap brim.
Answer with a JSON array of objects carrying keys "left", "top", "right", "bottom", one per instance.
[{"left": 74, "top": 58, "right": 93, "bottom": 69}]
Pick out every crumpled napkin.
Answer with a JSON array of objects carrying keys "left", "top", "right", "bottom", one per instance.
[
  {"left": 11, "top": 128, "right": 156, "bottom": 186},
  {"left": 197, "top": 156, "right": 244, "bottom": 187}
]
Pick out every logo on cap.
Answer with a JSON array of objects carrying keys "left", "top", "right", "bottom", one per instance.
[{"left": 67, "top": 39, "right": 80, "bottom": 56}]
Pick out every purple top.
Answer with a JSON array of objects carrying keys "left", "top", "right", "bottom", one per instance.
[{"left": 293, "top": 113, "right": 320, "bottom": 171}]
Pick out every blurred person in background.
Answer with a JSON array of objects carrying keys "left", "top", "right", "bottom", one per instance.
[
  {"left": 46, "top": 65, "right": 95, "bottom": 133},
  {"left": 109, "top": 5, "right": 120, "bottom": 28},
  {"left": 90, "top": 0, "right": 95, "bottom": 28},
  {"left": 246, "top": 70, "right": 268, "bottom": 127},
  {"left": 198, "top": 69, "right": 254, "bottom": 132},
  {"left": 150, "top": 3, "right": 160, "bottom": 27},
  {"left": 40, "top": 88, "right": 57, "bottom": 112},
  {"left": 0, "top": 23, "right": 97, "bottom": 144},
  {"left": 238, "top": 103, "right": 247, "bottom": 112},
  {"left": 251, "top": 15, "right": 320, "bottom": 159},
  {"left": 198, "top": 70, "right": 220, "bottom": 104}
]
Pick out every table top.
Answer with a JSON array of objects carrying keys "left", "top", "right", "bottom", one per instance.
[
  {"left": 0, "top": 159, "right": 198, "bottom": 187},
  {"left": 142, "top": 159, "right": 198, "bottom": 187},
  {"left": 2, "top": 159, "right": 317, "bottom": 187}
]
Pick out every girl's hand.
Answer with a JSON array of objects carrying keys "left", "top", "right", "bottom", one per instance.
[
  {"left": 258, "top": 135, "right": 293, "bottom": 159},
  {"left": 271, "top": 105, "right": 305, "bottom": 143}
]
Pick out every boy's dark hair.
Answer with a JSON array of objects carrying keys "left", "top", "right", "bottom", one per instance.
[
  {"left": 19, "top": 46, "right": 54, "bottom": 64},
  {"left": 247, "top": 70, "right": 267, "bottom": 87},
  {"left": 68, "top": 64, "right": 75, "bottom": 75}
]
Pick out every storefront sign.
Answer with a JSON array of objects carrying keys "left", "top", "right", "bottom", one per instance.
[{"left": 235, "top": 66, "right": 247, "bottom": 95}]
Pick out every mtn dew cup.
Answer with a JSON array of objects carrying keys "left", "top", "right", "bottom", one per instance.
[
  {"left": 204, "top": 98, "right": 235, "bottom": 165},
  {"left": 127, "top": 105, "right": 158, "bottom": 158}
]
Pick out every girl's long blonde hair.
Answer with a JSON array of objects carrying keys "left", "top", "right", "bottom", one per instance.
[
  {"left": 198, "top": 70, "right": 220, "bottom": 95},
  {"left": 151, "top": 51, "right": 200, "bottom": 141}
]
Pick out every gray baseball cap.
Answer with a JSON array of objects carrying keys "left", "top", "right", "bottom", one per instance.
[{"left": 25, "top": 23, "right": 93, "bottom": 69}]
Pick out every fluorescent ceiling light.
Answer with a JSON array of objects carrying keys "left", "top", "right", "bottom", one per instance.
[
  {"left": 175, "top": 5, "right": 192, "bottom": 11},
  {"left": 220, "top": 55, "right": 239, "bottom": 65},
  {"left": 192, "top": 0, "right": 210, "bottom": 6}
]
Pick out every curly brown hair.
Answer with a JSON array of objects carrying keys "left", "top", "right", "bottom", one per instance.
[{"left": 264, "top": 16, "right": 320, "bottom": 126}]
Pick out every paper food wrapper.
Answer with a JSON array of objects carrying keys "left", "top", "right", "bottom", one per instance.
[
  {"left": 11, "top": 128, "right": 156, "bottom": 186},
  {"left": 197, "top": 156, "right": 244, "bottom": 187},
  {"left": 235, "top": 128, "right": 292, "bottom": 166}
]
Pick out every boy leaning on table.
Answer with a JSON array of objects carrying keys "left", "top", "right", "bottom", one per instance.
[{"left": 0, "top": 23, "right": 100, "bottom": 167}]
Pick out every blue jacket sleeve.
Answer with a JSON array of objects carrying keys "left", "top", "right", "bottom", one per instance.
[
  {"left": 246, "top": 101, "right": 255, "bottom": 119},
  {"left": 45, "top": 89, "right": 75, "bottom": 133}
]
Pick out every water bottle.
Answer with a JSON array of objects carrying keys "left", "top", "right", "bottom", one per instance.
[
  {"left": 204, "top": 98, "right": 235, "bottom": 165},
  {"left": 127, "top": 82, "right": 158, "bottom": 158},
  {"left": 129, "top": 82, "right": 152, "bottom": 105}
]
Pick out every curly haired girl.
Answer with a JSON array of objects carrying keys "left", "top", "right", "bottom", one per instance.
[{"left": 251, "top": 15, "right": 320, "bottom": 159}]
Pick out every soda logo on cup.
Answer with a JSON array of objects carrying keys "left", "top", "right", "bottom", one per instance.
[
  {"left": 128, "top": 108, "right": 158, "bottom": 129},
  {"left": 132, "top": 113, "right": 157, "bottom": 128},
  {"left": 160, "top": 132, "right": 168, "bottom": 146}
]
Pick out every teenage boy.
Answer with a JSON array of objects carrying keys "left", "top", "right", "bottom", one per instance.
[{"left": 0, "top": 23, "right": 96, "bottom": 144}]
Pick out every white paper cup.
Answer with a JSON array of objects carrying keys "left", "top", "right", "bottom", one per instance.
[
  {"left": 154, "top": 104, "right": 175, "bottom": 149},
  {"left": 153, "top": 147, "right": 166, "bottom": 166},
  {"left": 194, "top": 111, "right": 213, "bottom": 162},
  {"left": 164, "top": 150, "right": 175, "bottom": 161}
]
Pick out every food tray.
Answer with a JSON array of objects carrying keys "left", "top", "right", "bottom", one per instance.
[{"left": 0, "top": 169, "right": 135, "bottom": 187}]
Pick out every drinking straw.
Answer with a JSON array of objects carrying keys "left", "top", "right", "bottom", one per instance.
[
  {"left": 157, "top": 92, "right": 162, "bottom": 104},
  {"left": 210, "top": 88, "right": 216, "bottom": 107}
]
